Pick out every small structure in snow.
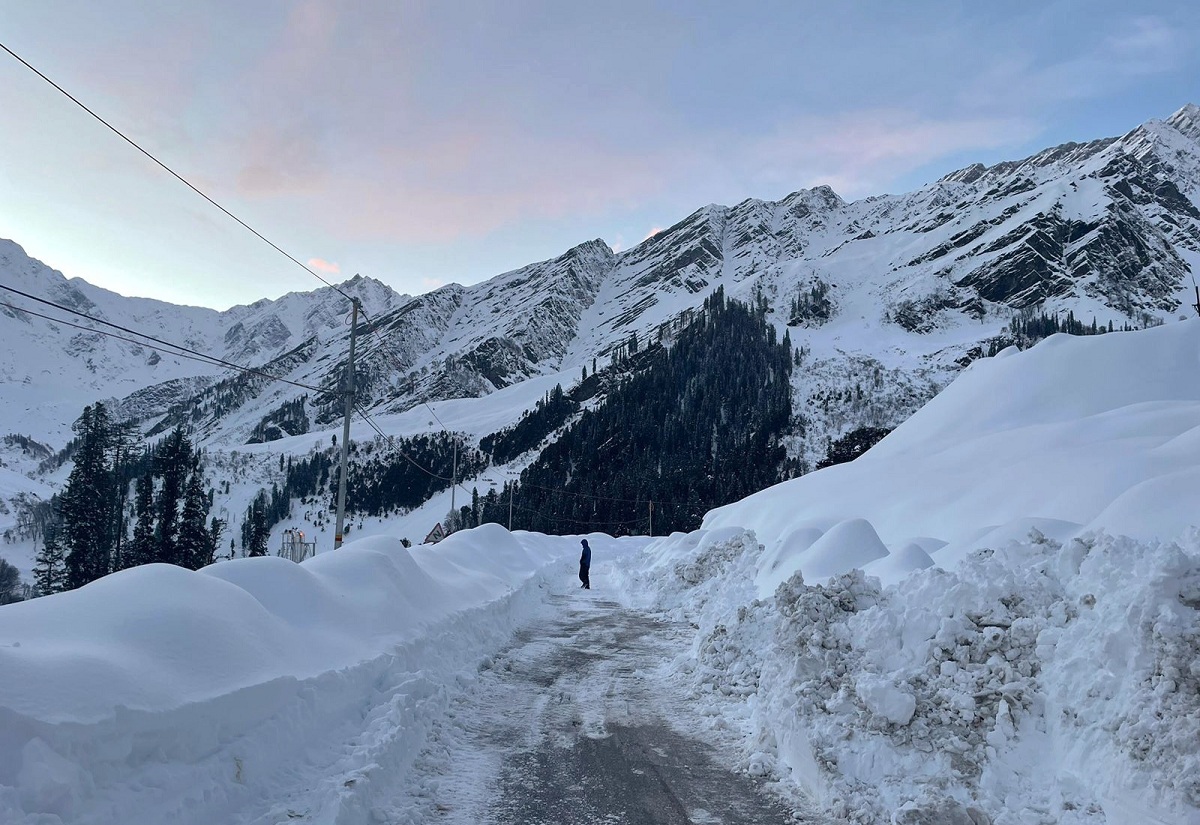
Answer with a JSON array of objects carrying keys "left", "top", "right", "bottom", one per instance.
[
  {"left": 423, "top": 522, "right": 446, "bottom": 545},
  {"left": 279, "top": 529, "right": 316, "bottom": 562}
]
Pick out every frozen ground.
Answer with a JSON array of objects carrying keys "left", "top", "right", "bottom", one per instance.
[
  {"left": 0, "top": 527, "right": 635, "bottom": 824},
  {"left": 395, "top": 583, "right": 804, "bottom": 825}
]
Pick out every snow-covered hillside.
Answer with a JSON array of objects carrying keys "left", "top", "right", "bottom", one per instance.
[
  {"left": 0, "top": 238, "right": 406, "bottom": 445},
  {"left": 3, "top": 103, "right": 1200, "bottom": 587},
  {"left": 703, "top": 318, "right": 1200, "bottom": 591}
]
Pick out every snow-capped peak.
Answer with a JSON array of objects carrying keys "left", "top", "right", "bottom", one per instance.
[{"left": 1166, "top": 102, "right": 1200, "bottom": 143}]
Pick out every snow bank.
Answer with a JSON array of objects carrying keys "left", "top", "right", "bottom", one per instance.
[
  {"left": 704, "top": 321, "right": 1200, "bottom": 591},
  {"left": 0, "top": 525, "right": 606, "bottom": 824},
  {"left": 616, "top": 528, "right": 1200, "bottom": 825}
]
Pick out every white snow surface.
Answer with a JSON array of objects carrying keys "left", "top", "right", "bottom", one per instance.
[
  {"left": 614, "top": 527, "right": 1200, "bottom": 825},
  {"left": 0, "top": 525, "right": 628, "bottom": 823},
  {"left": 607, "top": 321, "right": 1200, "bottom": 824},
  {"left": 2, "top": 301, "right": 1200, "bottom": 824},
  {"left": 707, "top": 319, "right": 1200, "bottom": 592}
]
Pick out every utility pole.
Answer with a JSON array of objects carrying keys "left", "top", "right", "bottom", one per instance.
[
  {"left": 334, "top": 298, "right": 361, "bottom": 550},
  {"left": 508, "top": 482, "right": 514, "bottom": 531},
  {"left": 649, "top": 500, "right": 653, "bottom": 537},
  {"left": 449, "top": 439, "right": 457, "bottom": 530}
]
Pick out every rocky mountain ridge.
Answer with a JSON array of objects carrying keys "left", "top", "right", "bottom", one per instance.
[{"left": 2, "top": 104, "right": 1199, "bottom": 478}]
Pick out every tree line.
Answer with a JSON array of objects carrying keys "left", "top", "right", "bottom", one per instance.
[
  {"left": 985, "top": 309, "right": 1142, "bottom": 355},
  {"left": 467, "top": 288, "right": 795, "bottom": 535},
  {"left": 32, "top": 403, "right": 221, "bottom": 596}
]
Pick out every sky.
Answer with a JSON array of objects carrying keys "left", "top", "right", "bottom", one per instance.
[{"left": 1, "top": 1, "right": 1198, "bottom": 311}]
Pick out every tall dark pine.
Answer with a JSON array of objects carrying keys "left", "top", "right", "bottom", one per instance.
[
  {"left": 247, "top": 498, "right": 270, "bottom": 557},
  {"left": 108, "top": 421, "right": 138, "bottom": 571},
  {"left": 33, "top": 520, "right": 67, "bottom": 595},
  {"left": 128, "top": 472, "right": 156, "bottom": 568},
  {"left": 177, "top": 469, "right": 212, "bottom": 569},
  {"left": 60, "top": 403, "right": 115, "bottom": 589},
  {"left": 0, "top": 558, "right": 22, "bottom": 604},
  {"left": 153, "top": 426, "right": 192, "bottom": 566}
]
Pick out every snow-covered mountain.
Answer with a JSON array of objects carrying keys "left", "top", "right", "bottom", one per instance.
[
  {"left": 3, "top": 104, "right": 1200, "bottom": 825},
  {"left": 0, "top": 240, "right": 407, "bottom": 443},
  {"left": 2, "top": 103, "right": 1200, "bottom": 496}
]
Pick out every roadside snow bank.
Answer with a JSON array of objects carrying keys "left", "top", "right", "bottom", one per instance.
[
  {"left": 616, "top": 528, "right": 1200, "bottom": 825},
  {"left": 0, "top": 525, "right": 603, "bottom": 824},
  {"left": 704, "top": 321, "right": 1200, "bottom": 590}
]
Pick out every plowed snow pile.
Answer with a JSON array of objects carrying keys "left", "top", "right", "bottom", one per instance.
[{"left": 618, "top": 323, "right": 1200, "bottom": 825}]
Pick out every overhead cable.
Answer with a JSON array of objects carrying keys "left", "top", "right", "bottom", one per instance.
[
  {"left": 0, "top": 41, "right": 367, "bottom": 315},
  {"left": 352, "top": 404, "right": 455, "bottom": 481},
  {"left": 0, "top": 285, "right": 335, "bottom": 398}
]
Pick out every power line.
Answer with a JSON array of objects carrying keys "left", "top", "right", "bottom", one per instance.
[
  {"left": 352, "top": 404, "right": 455, "bottom": 481},
  {"left": 0, "top": 286, "right": 335, "bottom": 399},
  {"left": 422, "top": 400, "right": 448, "bottom": 431},
  {"left": 0, "top": 41, "right": 367, "bottom": 316}
]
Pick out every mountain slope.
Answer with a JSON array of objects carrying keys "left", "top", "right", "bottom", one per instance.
[{"left": 2, "top": 104, "right": 1200, "bottom": 540}]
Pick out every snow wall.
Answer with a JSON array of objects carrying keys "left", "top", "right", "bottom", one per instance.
[
  {"left": 0, "top": 525, "right": 607, "bottom": 824},
  {"left": 705, "top": 319, "right": 1200, "bottom": 591}
]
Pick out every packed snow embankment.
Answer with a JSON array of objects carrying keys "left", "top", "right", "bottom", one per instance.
[
  {"left": 0, "top": 525, "right": 594, "bottom": 824},
  {"left": 617, "top": 528, "right": 1200, "bottom": 825},
  {"left": 705, "top": 320, "right": 1200, "bottom": 588}
]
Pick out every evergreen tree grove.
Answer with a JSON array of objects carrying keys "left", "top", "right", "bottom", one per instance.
[
  {"left": 487, "top": 288, "right": 794, "bottom": 536},
  {"left": 178, "top": 469, "right": 213, "bottom": 570}
]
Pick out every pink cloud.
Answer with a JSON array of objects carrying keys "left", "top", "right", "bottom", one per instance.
[
  {"left": 642, "top": 227, "right": 665, "bottom": 241},
  {"left": 308, "top": 257, "right": 340, "bottom": 274}
]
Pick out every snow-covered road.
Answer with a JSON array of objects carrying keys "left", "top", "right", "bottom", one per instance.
[{"left": 394, "top": 586, "right": 804, "bottom": 824}]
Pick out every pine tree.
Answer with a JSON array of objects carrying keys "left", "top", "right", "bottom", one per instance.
[
  {"left": 209, "top": 517, "right": 226, "bottom": 562},
  {"left": 107, "top": 422, "right": 138, "bottom": 572},
  {"left": 247, "top": 498, "right": 270, "bottom": 557},
  {"left": 33, "top": 521, "right": 67, "bottom": 595},
  {"left": 61, "top": 403, "right": 115, "bottom": 589},
  {"left": 0, "top": 558, "right": 22, "bottom": 604},
  {"left": 153, "top": 427, "right": 192, "bottom": 566},
  {"left": 177, "top": 468, "right": 212, "bottom": 569},
  {"left": 128, "top": 471, "right": 156, "bottom": 567}
]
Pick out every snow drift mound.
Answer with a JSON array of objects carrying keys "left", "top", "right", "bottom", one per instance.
[
  {"left": 617, "top": 527, "right": 1200, "bottom": 825},
  {"left": 0, "top": 525, "right": 596, "bottom": 824},
  {"left": 705, "top": 320, "right": 1200, "bottom": 589}
]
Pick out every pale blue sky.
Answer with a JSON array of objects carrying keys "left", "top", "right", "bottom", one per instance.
[{"left": 1, "top": 1, "right": 1198, "bottom": 309}]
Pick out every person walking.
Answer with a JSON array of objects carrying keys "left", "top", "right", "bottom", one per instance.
[{"left": 579, "top": 539, "right": 591, "bottom": 589}]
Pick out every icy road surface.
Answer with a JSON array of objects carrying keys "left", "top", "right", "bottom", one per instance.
[{"left": 397, "top": 590, "right": 804, "bottom": 824}]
